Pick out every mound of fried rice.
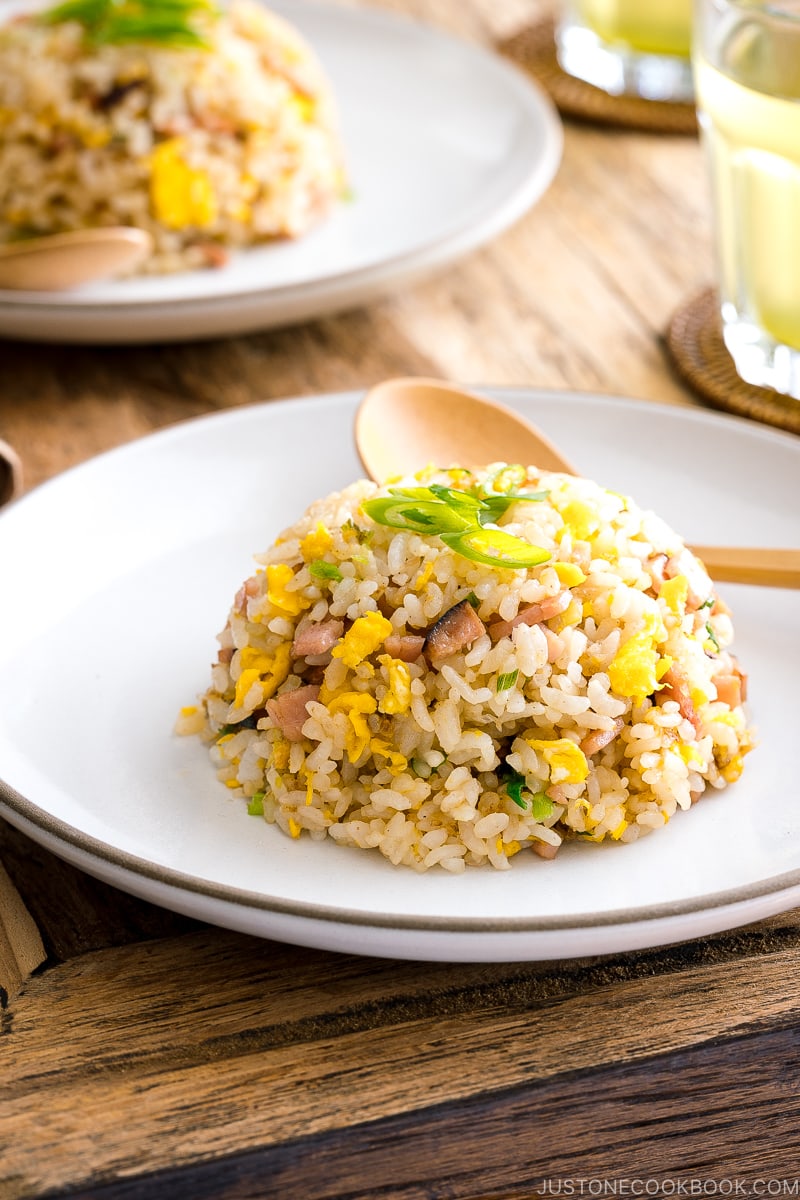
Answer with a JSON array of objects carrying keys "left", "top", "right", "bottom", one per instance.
[
  {"left": 178, "top": 465, "right": 754, "bottom": 873},
  {"left": 0, "top": 0, "right": 344, "bottom": 273}
]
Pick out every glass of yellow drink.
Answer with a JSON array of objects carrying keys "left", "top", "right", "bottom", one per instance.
[
  {"left": 694, "top": 0, "right": 800, "bottom": 399},
  {"left": 557, "top": 0, "right": 694, "bottom": 100}
]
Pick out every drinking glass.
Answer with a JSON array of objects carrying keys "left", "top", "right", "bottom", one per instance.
[
  {"left": 556, "top": 0, "right": 694, "bottom": 101},
  {"left": 694, "top": 0, "right": 800, "bottom": 399}
]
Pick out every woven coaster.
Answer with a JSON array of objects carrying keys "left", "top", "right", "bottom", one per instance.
[
  {"left": 665, "top": 287, "right": 800, "bottom": 435},
  {"left": 500, "top": 17, "right": 697, "bottom": 136}
]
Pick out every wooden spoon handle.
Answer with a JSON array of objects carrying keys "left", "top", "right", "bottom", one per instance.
[{"left": 689, "top": 545, "right": 800, "bottom": 588}]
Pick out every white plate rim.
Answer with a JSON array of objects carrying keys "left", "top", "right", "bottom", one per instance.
[{"left": 1, "top": 387, "right": 799, "bottom": 948}]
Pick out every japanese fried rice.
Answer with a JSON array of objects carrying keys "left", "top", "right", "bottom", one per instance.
[
  {"left": 179, "top": 465, "right": 754, "bottom": 873},
  {"left": 0, "top": 0, "right": 344, "bottom": 273}
]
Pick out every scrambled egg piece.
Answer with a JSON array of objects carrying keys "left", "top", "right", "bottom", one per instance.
[
  {"left": 234, "top": 643, "right": 292, "bottom": 708},
  {"left": 290, "top": 93, "right": 316, "bottom": 123},
  {"left": 659, "top": 574, "right": 689, "bottom": 617},
  {"left": 553, "top": 597, "right": 583, "bottom": 632},
  {"left": 332, "top": 611, "right": 393, "bottom": 669},
  {"left": 608, "top": 612, "right": 668, "bottom": 700},
  {"left": 266, "top": 564, "right": 310, "bottom": 616},
  {"left": 300, "top": 523, "right": 333, "bottom": 561},
  {"left": 414, "top": 562, "right": 434, "bottom": 592},
  {"left": 552, "top": 561, "right": 586, "bottom": 587},
  {"left": 150, "top": 138, "right": 217, "bottom": 229},
  {"left": 559, "top": 498, "right": 600, "bottom": 542},
  {"left": 527, "top": 737, "right": 589, "bottom": 784},
  {"left": 370, "top": 738, "right": 408, "bottom": 775},
  {"left": 377, "top": 655, "right": 412, "bottom": 715},
  {"left": 608, "top": 632, "right": 659, "bottom": 700},
  {"left": 327, "top": 692, "right": 378, "bottom": 762}
]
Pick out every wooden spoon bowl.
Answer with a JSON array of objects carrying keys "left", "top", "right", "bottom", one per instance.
[{"left": 0, "top": 227, "right": 153, "bottom": 291}]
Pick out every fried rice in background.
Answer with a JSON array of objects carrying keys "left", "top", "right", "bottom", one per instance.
[
  {"left": 0, "top": 0, "right": 345, "bottom": 273},
  {"left": 178, "top": 465, "right": 754, "bottom": 873}
]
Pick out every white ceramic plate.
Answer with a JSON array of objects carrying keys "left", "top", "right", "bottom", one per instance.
[
  {"left": 1, "top": 389, "right": 798, "bottom": 962},
  {"left": 0, "top": 0, "right": 562, "bottom": 343}
]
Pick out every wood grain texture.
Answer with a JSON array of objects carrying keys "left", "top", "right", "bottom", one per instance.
[
  {"left": 0, "top": 864, "right": 45, "bottom": 1005},
  {"left": 4, "top": 918, "right": 800, "bottom": 1196},
  {"left": 0, "top": 821, "right": 198, "bottom": 963},
  {"left": 52, "top": 1026, "right": 800, "bottom": 1199}
]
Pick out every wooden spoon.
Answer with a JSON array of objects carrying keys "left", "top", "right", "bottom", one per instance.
[
  {"left": 355, "top": 377, "right": 800, "bottom": 588},
  {"left": 0, "top": 438, "right": 23, "bottom": 508},
  {"left": 0, "top": 227, "right": 152, "bottom": 291}
]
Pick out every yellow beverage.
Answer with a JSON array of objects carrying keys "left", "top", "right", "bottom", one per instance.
[
  {"left": 577, "top": 0, "right": 692, "bottom": 57},
  {"left": 695, "top": 54, "right": 800, "bottom": 351}
]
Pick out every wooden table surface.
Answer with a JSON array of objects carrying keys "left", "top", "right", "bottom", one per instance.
[{"left": 3, "top": 2, "right": 800, "bottom": 1196}]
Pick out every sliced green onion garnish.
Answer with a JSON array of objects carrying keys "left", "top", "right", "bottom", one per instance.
[
  {"left": 363, "top": 479, "right": 550, "bottom": 570},
  {"left": 441, "top": 527, "right": 550, "bottom": 570},
  {"left": 496, "top": 669, "right": 519, "bottom": 693},
  {"left": 705, "top": 622, "right": 720, "bottom": 651},
  {"left": 362, "top": 497, "right": 473, "bottom": 535},
  {"left": 309, "top": 560, "right": 343, "bottom": 581},
  {"left": 42, "top": 0, "right": 218, "bottom": 47},
  {"left": 479, "top": 491, "right": 549, "bottom": 523},
  {"left": 489, "top": 464, "right": 527, "bottom": 494},
  {"left": 425, "top": 484, "right": 484, "bottom": 512}
]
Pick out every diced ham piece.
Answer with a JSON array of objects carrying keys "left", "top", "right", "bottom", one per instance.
[
  {"left": 712, "top": 674, "right": 742, "bottom": 709},
  {"left": 542, "top": 626, "right": 564, "bottom": 664},
  {"left": 424, "top": 600, "right": 486, "bottom": 667},
  {"left": 580, "top": 718, "right": 625, "bottom": 758},
  {"left": 488, "top": 591, "right": 572, "bottom": 643},
  {"left": 234, "top": 576, "right": 260, "bottom": 613},
  {"left": 198, "top": 242, "right": 230, "bottom": 269},
  {"left": 659, "top": 664, "right": 701, "bottom": 732},
  {"left": 647, "top": 554, "right": 669, "bottom": 588},
  {"left": 733, "top": 657, "right": 748, "bottom": 703},
  {"left": 532, "top": 840, "right": 560, "bottom": 860},
  {"left": 384, "top": 634, "right": 426, "bottom": 662},
  {"left": 712, "top": 655, "right": 747, "bottom": 707},
  {"left": 266, "top": 685, "right": 320, "bottom": 742},
  {"left": 292, "top": 618, "right": 343, "bottom": 658}
]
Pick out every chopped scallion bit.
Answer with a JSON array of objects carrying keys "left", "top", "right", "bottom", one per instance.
[
  {"left": 342, "top": 518, "right": 372, "bottom": 545},
  {"left": 496, "top": 669, "right": 519, "bottom": 693},
  {"left": 500, "top": 768, "right": 554, "bottom": 818},
  {"left": 529, "top": 792, "right": 554, "bottom": 822},
  {"left": 502, "top": 769, "right": 528, "bottom": 809},
  {"left": 309, "top": 560, "right": 343, "bottom": 582},
  {"left": 705, "top": 622, "right": 720, "bottom": 651},
  {"left": 247, "top": 791, "right": 265, "bottom": 816}
]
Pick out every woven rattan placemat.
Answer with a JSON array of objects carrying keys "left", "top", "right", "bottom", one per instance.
[
  {"left": 665, "top": 287, "right": 800, "bottom": 435},
  {"left": 500, "top": 17, "right": 698, "bottom": 136}
]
